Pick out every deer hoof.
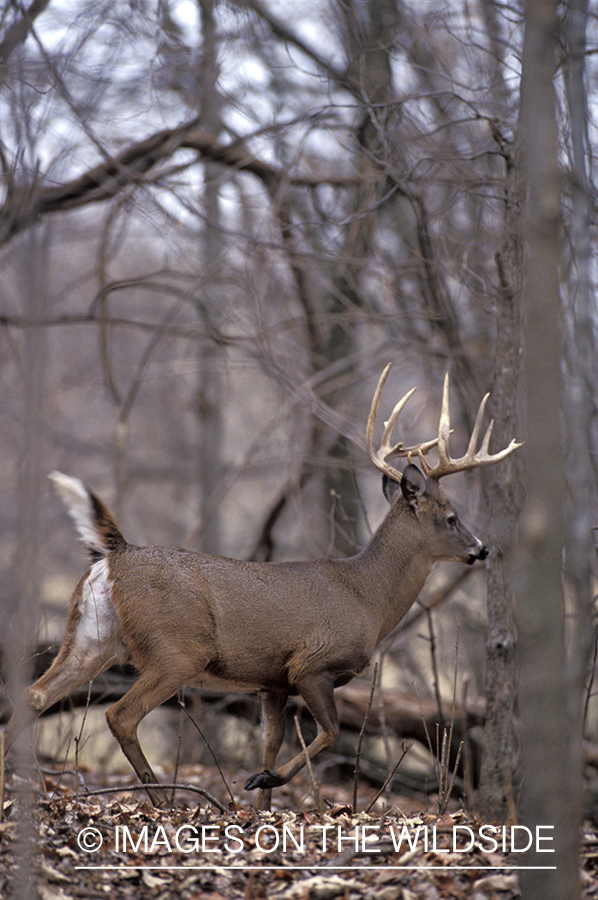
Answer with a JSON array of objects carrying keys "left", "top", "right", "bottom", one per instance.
[{"left": 245, "top": 769, "right": 286, "bottom": 791}]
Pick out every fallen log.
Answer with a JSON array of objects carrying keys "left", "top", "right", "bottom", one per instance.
[{"left": 0, "top": 646, "right": 485, "bottom": 780}]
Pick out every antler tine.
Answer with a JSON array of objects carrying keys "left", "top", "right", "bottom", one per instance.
[
  {"left": 367, "top": 364, "right": 438, "bottom": 483},
  {"left": 366, "top": 364, "right": 408, "bottom": 482},
  {"left": 381, "top": 390, "right": 417, "bottom": 453},
  {"left": 427, "top": 372, "right": 523, "bottom": 480},
  {"left": 465, "top": 390, "right": 490, "bottom": 459},
  {"left": 437, "top": 372, "right": 452, "bottom": 468},
  {"left": 478, "top": 416, "right": 493, "bottom": 457},
  {"left": 366, "top": 363, "right": 391, "bottom": 461}
]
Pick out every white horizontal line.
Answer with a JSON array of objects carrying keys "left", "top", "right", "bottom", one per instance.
[{"left": 75, "top": 864, "right": 556, "bottom": 871}]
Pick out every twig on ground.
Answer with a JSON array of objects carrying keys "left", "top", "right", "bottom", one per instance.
[
  {"left": 294, "top": 714, "right": 323, "bottom": 816},
  {"left": 80, "top": 782, "right": 229, "bottom": 813},
  {"left": 365, "top": 740, "right": 413, "bottom": 814},
  {"left": 179, "top": 698, "right": 234, "bottom": 803}
]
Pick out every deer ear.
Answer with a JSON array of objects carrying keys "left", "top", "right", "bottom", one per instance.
[
  {"left": 382, "top": 473, "right": 402, "bottom": 504},
  {"left": 400, "top": 464, "right": 426, "bottom": 511}
]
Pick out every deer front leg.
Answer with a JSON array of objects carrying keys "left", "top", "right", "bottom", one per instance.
[
  {"left": 254, "top": 690, "right": 287, "bottom": 811},
  {"left": 245, "top": 673, "right": 339, "bottom": 794}
]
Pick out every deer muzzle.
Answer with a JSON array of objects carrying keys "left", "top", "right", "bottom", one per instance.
[{"left": 466, "top": 540, "right": 489, "bottom": 565}]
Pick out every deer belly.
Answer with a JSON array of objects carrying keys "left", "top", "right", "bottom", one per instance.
[{"left": 187, "top": 671, "right": 266, "bottom": 694}]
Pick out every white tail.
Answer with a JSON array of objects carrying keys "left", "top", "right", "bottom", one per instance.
[{"left": 3, "top": 368, "right": 521, "bottom": 809}]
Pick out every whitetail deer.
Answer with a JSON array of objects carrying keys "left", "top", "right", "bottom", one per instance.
[{"left": 3, "top": 366, "right": 521, "bottom": 809}]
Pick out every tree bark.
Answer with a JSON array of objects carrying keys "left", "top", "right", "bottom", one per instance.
[
  {"left": 477, "top": 152, "right": 523, "bottom": 822},
  {"left": 196, "top": 0, "right": 224, "bottom": 555},
  {"left": 562, "top": 0, "right": 595, "bottom": 694},
  {"left": 518, "top": 0, "right": 580, "bottom": 895}
]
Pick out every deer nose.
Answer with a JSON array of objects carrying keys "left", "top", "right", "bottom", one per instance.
[{"left": 466, "top": 541, "right": 489, "bottom": 565}]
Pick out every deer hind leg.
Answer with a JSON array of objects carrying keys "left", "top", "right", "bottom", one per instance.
[
  {"left": 3, "top": 560, "right": 125, "bottom": 755},
  {"left": 254, "top": 690, "right": 287, "bottom": 811},
  {"left": 105, "top": 664, "right": 204, "bottom": 808},
  {"left": 245, "top": 672, "right": 339, "bottom": 795},
  {"left": 3, "top": 645, "right": 116, "bottom": 754}
]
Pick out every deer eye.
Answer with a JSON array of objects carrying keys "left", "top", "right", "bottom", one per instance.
[{"left": 446, "top": 514, "right": 458, "bottom": 528}]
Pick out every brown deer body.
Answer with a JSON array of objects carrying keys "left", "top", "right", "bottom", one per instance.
[{"left": 3, "top": 367, "right": 521, "bottom": 809}]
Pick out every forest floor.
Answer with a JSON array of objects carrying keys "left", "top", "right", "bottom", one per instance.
[{"left": 1, "top": 764, "right": 597, "bottom": 899}]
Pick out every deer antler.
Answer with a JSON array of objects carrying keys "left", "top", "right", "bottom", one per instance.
[
  {"left": 366, "top": 363, "right": 439, "bottom": 483},
  {"left": 367, "top": 365, "right": 523, "bottom": 484},
  {"left": 417, "top": 372, "right": 523, "bottom": 481}
]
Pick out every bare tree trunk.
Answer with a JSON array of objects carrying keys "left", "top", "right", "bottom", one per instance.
[
  {"left": 323, "top": 0, "right": 397, "bottom": 555},
  {"left": 477, "top": 146, "right": 523, "bottom": 823},
  {"left": 196, "top": 0, "right": 223, "bottom": 555},
  {"left": 518, "top": 0, "right": 580, "bottom": 895},
  {"left": 8, "top": 228, "right": 48, "bottom": 683},
  {"left": 562, "top": 0, "right": 595, "bottom": 695},
  {"left": 9, "top": 224, "right": 49, "bottom": 900}
]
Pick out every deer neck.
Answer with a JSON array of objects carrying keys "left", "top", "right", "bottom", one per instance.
[{"left": 349, "top": 504, "right": 434, "bottom": 638}]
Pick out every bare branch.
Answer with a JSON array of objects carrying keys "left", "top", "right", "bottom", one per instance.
[
  {"left": 0, "top": 0, "right": 51, "bottom": 69},
  {"left": 0, "top": 120, "right": 357, "bottom": 246}
]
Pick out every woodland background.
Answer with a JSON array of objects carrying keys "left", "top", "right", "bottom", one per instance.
[{"left": 0, "top": 1, "right": 596, "bottom": 898}]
